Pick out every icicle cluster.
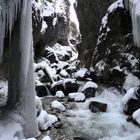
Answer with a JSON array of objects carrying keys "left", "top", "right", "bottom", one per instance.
[
  {"left": 123, "top": 0, "right": 140, "bottom": 47},
  {"left": 0, "top": 0, "right": 21, "bottom": 61}
]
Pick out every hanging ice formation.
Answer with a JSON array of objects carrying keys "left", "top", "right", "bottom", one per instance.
[
  {"left": 123, "top": 0, "right": 140, "bottom": 47},
  {"left": 0, "top": 0, "right": 40, "bottom": 138}
]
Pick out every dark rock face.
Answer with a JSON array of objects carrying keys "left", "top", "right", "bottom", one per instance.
[
  {"left": 36, "top": 84, "right": 50, "bottom": 97},
  {"left": 89, "top": 101, "right": 107, "bottom": 113},
  {"left": 76, "top": 0, "right": 116, "bottom": 67},
  {"left": 82, "top": 88, "right": 96, "bottom": 98},
  {"left": 51, "top": 80, "right": 80, "bottom": 96},
  {"left": 92, "top": 6, "right": 140, "bottom": 86},
  {"left": 124, "top": 99, "right": 140, "bottom": 115}
]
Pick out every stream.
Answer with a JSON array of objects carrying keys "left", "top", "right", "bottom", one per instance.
[{"left": 67, "top": 86, "right": 140, "bottom": 140}]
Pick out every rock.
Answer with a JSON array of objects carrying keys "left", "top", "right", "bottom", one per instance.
[
  {"left": 68, "top": 92, "right": 85, "bottom": 102},
  {"left": 55, "top": 91, "right": 65, "bottom": 98},
  {"left": 81, "top": 81, "right": 98, "bottom": 98},
  {"left": 51, "top": 79, "right": 80, "bottom": 96},
  {"left": 89, "top": 101, "right": 107, "bottom": 113},
  {"left": 35, "top": 84, "right": 49, "bottom": 97},
  {"left": 91, "top": 3, "right": 140, "bottom": 84},
  {"left": 51, "top": 100, "right": 66, "bottom": 112},
  {"left": 64, "top": 79, "right": 80, "bottom": 96},
  {"left": 53, "top": 121, "right": 63, "bottom": 129},
  {"left": 76, "top": 0, "right": 116, "bottom": 67},
  {"left": 43, "top": 50, "right": 58, "bottom": 64},
  {"left": 124, "top": 99, "right": 140, "bottom": 115},
  {"left": 74, "top": 68, "right": 90, "bottom": 81},
  {"left": 51, "top": 80, "right": 65, "bottom": 95}
]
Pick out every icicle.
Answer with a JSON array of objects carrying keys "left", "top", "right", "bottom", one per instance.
[
  {"left": 124, "top": 0, "right": 140, "bottom": 47},
  {"left": 0, "top": 0, "right": 21, "bottom": 62}
]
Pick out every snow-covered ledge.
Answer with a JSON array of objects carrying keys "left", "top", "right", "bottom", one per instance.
[{"left": 123, "top": 0, "right": 140, "bottom": 47}]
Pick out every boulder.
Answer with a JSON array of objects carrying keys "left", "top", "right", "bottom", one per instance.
[
  {"left": 89, "top": 101, "right": 107, "bottom": 113},
  {"left": 68, "top": 92, "right": 85, "bottom": 102},
  {"left": 35, "top": 84, "right": 50, "bottom": 97},
  {"left": 64, "top": 79, "right": 80, "bottom": 96},
  {"left": 81, "top": 81, "right": 98, "bottom": 98},
  {"left": 124, "top": 99, "right": 140, "bottom": 115}
]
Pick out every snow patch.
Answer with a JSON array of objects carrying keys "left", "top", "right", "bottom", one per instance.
[
  {"left": 51, "top": 100, "right": 66, "bottom": 112},
  {"left": 42, "top": 136, "right": 51, "bottom": 140},
  {"left": 68, "top": 92, "right": 85, "bottom": 102},
  {"left": 132, "top": 108, "right": 140, "bottom": 125},
  {"left": 55, "top": 91, "right": 65, "bottom": 98},
  {"left": 37, "top": 110, "right": 58, "bottom": 130}
]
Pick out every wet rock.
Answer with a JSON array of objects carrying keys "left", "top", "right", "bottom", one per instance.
[
  {"left": 36, "top": 84, "right": 49, "bottom": 97},
  {"left": 81, "top": 81, "right": 98, "bottom": 98},
  {"left": 43, "top": 50, "right": 58, "bottom": 64},
  {"left": 53, "top": 121, "right": 63, "bottom": 129},
  {"left": 124, "top": 99, "right": 140, "bottom": 115},
  {"left": 64, "top": 80, "right": 80, "bottom": 96},
  {"left": 89, "top": 101, "right": 107, "bottom": 113}
]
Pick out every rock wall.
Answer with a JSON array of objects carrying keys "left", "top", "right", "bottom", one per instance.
[
  {"left": 76, "top": 0, "right": 116, "bottom": 67},
  {"left": 32, "top": 0, "right": 70, "bottom": 58}
]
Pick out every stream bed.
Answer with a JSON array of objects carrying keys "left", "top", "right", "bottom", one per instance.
[{"left": 41, "top": 86, "right": 140, "bottom": 140}]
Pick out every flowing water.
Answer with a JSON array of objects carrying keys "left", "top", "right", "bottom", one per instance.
[{"left": 67, "top": 86, "right": 140, "bottom": 140}]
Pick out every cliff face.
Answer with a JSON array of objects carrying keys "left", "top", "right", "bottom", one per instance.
[
  {"left": 76, "top": 0, "right": 140, "bottom": 91},
  {"left": 76, "top": 0, "right": 116, "bottom": 67},
  {"left": 32, "top": 0, "right": 70, "bottom": 58}
]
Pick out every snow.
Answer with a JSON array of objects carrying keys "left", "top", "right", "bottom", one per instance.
[
  {"left": 82, "top": 81, "right": 98, "bottom": 91},
  {"left": 132, "top": 108, "right": 140, "bottom": 125},
  {"left": 0, "top": 121, "right": 23, "bottom": 140},
  {"left": 60, "top": 69, "right": 69, "bottom": 77},
  {"left": 0, "top": 81, "right": 8, "bottom": 96},
  {"left": 69, "top": 0, "right": 79, "bottom": 33},
  {"left": 108, "top": 0, "right": 123, "bottom": 13},
  {"left": 51, "top": 100, "right": 66, "bottom": 112},
  {"left": 42, "top": 136, "right": 51, "bottom": 140},
  {"left": 74, "top": 68, "right": 88, "bottom": 78},
  {"left": 122, "top": 88, "right": 136, "bottom": 105},
  {"left": 55, "top": 91, "right": 65, "bottom": 98},
  {"left": 37, "top": 109, "right": 58, "bottom": 130},
  {"left": 42, "top": 2, "right": 54, "bottom": 17},
  {"left": 112, "top": 66, "right": 124, "bottom": 72},
  {"left": 68, "top": 92, "right": 85, "bottom": 102},
  {"left": 41, "top": 21, "right": 48, "bottom": 33},
  {"left": 123, "top": 73, "right": 140, "bottom": 91}
]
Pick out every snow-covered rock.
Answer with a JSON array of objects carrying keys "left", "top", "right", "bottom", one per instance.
[
  {"left": 74, "top": 68, "right": 89, "bottom": 80},
  {"left": 51, "top": 100, "right": 66, "bottom": 112},
  {"left": 42, "top": 136, "right": 51, "bottom": 140},
  {"left": 68, "top": 92, "right": 85, "bottom": 102},
  {"left": 132, "top": 108, "right": 140, "bottom": 125},
  {"left": 122, "top": 88, "right": 140, "bottom": 115},
  {"left": 123, "top": 73, "right": 140, "bottom": 92},
  {"left": 55, "top": 91, "right": 65, "bottom": 98},
  {"left": 82, "top": 81, "right": 98, "bottom": 91},
  {"left": 122, "top": 88, "right": 136, "bottom": 105},
  {"left": 37, "top": 110, "right": 58, "bottom": 130},
  {"left": 81, "top": 81, "right": 98, "bottom": 98}
]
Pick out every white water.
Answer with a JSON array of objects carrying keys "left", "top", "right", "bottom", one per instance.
[{"left": 67, "top": 87, "right": 140, "bottom": 140}]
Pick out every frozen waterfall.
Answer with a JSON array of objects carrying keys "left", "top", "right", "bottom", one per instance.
[
  {"left": 0, "top": 0, "right": 39, "bottom": 138},
  {"left": 123, "top": 0, "right": 140, "bottom": 47}
]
